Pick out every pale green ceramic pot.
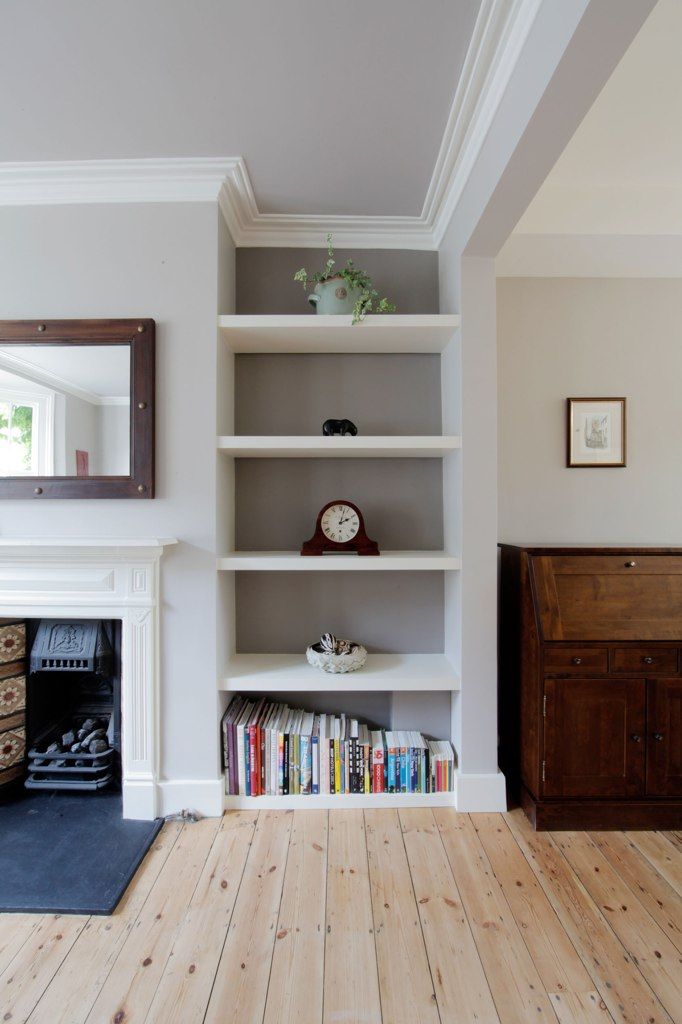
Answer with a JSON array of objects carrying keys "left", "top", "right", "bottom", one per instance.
[{"left": 308, "top": 276, "right": 362, "bottom": 315}]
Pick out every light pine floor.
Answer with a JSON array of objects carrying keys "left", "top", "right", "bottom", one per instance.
[{"left": 0, "top": 809, "right": 681, "bottom": 1024}]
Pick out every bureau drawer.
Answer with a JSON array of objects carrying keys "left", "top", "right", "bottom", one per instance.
[
  {"left": 544, "top": 647, "right": 608, "bottom": 674},
  {"left": 548, "top": 555, "right": 682, "bottom": 575},
  {"left": 610, "top": 647, "right": 679, "bottom": 674}
]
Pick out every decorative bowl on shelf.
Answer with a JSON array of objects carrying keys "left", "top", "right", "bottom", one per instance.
[{"left": 306, "top": 633, "right": 367, "bottom": 674}]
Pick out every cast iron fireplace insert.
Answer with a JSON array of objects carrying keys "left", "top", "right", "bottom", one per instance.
[{"left": 25, "top": 619, "right": 121, "bottom": 792}]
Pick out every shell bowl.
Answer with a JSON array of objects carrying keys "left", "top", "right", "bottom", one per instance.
[{"left": 306, "top": 642, "right": 368, "bottom": 674}]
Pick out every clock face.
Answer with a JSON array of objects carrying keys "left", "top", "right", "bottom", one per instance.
[{"left": 320, "top": 503, "right": 360, "bottom": 543}]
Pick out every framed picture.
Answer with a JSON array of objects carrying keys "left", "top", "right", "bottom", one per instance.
[
  {"left": 566, "top": 397, "right": 626, "bottom": 468},
  {"left": 75, "top": 450, "right": 89, "bottom": 477}
]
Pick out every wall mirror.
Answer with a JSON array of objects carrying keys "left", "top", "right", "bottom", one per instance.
[{"left": 0, "top": 320, "right": 154, "bottom": 498}]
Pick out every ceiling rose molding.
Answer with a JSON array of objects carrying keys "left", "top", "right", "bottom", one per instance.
[{"left": 0, "top": 0, "right": 541, "bottom": 249}]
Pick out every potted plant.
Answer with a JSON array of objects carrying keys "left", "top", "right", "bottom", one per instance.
[{"left": 294, "top": 234, "right": 396, "bottom": 324}]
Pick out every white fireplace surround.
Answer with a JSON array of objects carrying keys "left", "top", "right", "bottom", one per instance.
[{"left": 0, "top": 538, "right": 176, "bottom": 820}]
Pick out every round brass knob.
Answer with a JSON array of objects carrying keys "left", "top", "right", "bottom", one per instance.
[
  {"left": 37, "top": 323, "right": 46, "bottom": 332},
  {"left": 33, "top": 487, "right": 43, "bottom": 495},
  {"left": 625, "top": 560, "right": 636, "bottom": 568},
  {"left": 572, "top": 657, "right": 582, "bottom": 665},
  {"left": 137, "top": 323, "right": 145, "bottom": 333},
  {"left": 630, "top": 734, "right": 641, "bottom": 743},
  {"left": 137, "top": 484, "right": 147, "bottom": 493},
  {"left": 653, "top": 732, "right": 664, "bottom": 742},
  {"left": 643, "top": 656, "right": 654, "bottom": 665},
  {"left": 138, "top": 401, "right": 147, "bottom": 410}
]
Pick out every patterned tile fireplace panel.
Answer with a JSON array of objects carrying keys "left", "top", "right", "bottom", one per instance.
[{"left": 0, "top": 620, "right": 27, "bottom": 790}]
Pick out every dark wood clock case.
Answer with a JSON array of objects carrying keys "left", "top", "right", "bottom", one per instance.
[{"left": 301, "top": 500, "right": 379, "bottom": 556}]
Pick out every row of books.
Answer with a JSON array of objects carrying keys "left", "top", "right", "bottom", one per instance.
[{"left": 221, "top": 695, "right": 456, "bottom": 797}]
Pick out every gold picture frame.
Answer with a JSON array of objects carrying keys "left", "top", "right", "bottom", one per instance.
[{"left": 566, "top": 397, "right": 626, "bottom": 468}]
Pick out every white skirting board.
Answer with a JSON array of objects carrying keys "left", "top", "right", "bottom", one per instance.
[
  {"left": 223, "top": 792, "right": 457, "bottom": 810},
  {"left": 454, "top": 770, "right": 507, "bottom": 812},
  {"left": 122, "top": 779, "right": 158, "bottom": 821},
  {"left": 155, "top": 779, "right": 225, "bottom": 819},
  {"left": 145, "top": 772, "right": 506, "bottom": 818}
]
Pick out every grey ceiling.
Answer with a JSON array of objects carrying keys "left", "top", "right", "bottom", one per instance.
[{"left": 1, "top": 0, "right": 480, "bottom": 216}]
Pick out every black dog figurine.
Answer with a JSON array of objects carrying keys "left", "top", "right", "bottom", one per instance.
[{"left": 322, "top": 418, "right": 358, "bottom": 436}]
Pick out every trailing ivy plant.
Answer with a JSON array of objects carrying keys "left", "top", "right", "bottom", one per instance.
[{"left": 294, "top": 234, "right": 396, "bottom": 324}]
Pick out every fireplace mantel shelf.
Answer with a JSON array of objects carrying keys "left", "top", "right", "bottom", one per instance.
[{"left": 0, "top": 538, "right": 177, "bottom": 548}]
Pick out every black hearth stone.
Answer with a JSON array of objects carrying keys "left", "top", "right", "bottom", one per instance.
[{"left": 0, "top": 790, "right": 162, "bottom": 915}]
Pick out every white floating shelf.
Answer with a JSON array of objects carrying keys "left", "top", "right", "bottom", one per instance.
[
  {"left": 217, "top": 435, "right": 461, "bottom": 458},
  {"left": 219, "top": 314, "right": 460, "bottom": 353},
  {"left": 224, "top": 791, "right": 456, "bottom": 810},
  {"left": 220, "top": 653, "right": 460, "bottom": 693},
  {"left": 217, "top": 551, "right": 460, "bottom": 571}
]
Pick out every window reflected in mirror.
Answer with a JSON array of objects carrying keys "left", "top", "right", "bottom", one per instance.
[{"left": 0, "top": 345, "right": 130, "bottom": 477}]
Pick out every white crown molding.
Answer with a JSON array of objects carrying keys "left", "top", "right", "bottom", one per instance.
[
  {"left": 0, "top": 157, "right": 241, "bottom": 206},
  {"left": 219, "top": 0, "right": 542, "bottom": 249},
  {"left": 0, "top": 350, "right": 129, "bottom": 405},
  {"left": 428, "top": 0, "right": 542, "bottom": 247},
  {"left": 0, "top": 1, "right": 541, "bottom": 249}
]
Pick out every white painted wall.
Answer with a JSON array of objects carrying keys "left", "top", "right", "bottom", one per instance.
[
  {"left": 437, "top": 0, "right": 654, "bottom": 810},
  {"left": 63, "top": 391, "right": 99, "bottom": 474},
  {"left": 97, "top": 403, "right": 129, "bottom": 475},
  {"left": 497, "top": 276, "right": 682, "bottom": 544},
  {"left": 0, "top": 202, "right": 226, "bottom": 801}
]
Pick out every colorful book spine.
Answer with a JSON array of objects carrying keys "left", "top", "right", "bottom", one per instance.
[
  {"left": 311, "top": 734, "right": 319, "bottom": 794},
  {"left": 300, "top": 734, "right": 311, "bottom": 795}
]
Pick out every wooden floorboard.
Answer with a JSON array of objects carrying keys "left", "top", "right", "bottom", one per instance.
[
  {"left": 0, "top": 810, "right": 679, "bottom": 1024},
  {"left": 434, "top": 809, "right": 559, "bottom": 1023},
  {"left": 263, "top": 809, "right": 328, "bottom": 1024},
  {"left": 472, "top": 814, "right": 605, "bottom": 1018},
  {"left": 507, "top": 810, "right": 675, "bottom": 1024},
  {"left": 589, "top": 831, "right": 682, "bottom": 953},
  {"left": 365, "top": 808, "right": 439, "bottom": 1024},
  {"left": 323, "top": 808, "right": 382, "bottom": 1024},
  {"left": 204, "top": 809, "right": 293, "bottom": 1024},
  {"left": 400, "top": 808, "right": 500, "bottom": 1023},
  {"left": 144, "top": 810, "right": 258, "bottom": 1024}
]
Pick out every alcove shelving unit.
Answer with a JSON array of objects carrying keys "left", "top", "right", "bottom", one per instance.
[{"left": 217, "top": 313, "right": 462, "bottom": 808}]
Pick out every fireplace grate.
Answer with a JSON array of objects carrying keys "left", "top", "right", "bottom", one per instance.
[{"left": 26, "top": 713, "right": 114, "bottom": 792}]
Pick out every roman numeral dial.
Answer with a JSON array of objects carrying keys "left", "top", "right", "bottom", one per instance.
[{"left": 321, "top": 503, "right": 360, "bottom": 542}]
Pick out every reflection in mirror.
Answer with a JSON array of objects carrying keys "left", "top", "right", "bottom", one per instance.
[{"left": 0, "top": 345, "right": 130, "bottom": 477}]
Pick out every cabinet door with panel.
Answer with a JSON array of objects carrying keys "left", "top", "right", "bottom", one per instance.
[
  {"left": 543, "top": 677, "right": 646, "bottom": 798},
  {"left": 647, "top": 678, "right": 682, "bottom": 797}
]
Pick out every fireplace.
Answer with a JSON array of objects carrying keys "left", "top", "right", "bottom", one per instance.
[
  {"left": 26, "top": 619, "right": 121, "bottom": 793},
  {"left": 0, "top": 539, "right": 176, "bottom": 819}
]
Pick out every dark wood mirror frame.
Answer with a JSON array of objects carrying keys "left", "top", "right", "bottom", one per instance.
[{"left": 0, "top": 319, "right": 154, "bottom": 499}]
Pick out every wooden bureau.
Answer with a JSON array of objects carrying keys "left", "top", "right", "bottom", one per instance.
[{"left": 499, "top": 546, "right": 682, "bottom": 829}]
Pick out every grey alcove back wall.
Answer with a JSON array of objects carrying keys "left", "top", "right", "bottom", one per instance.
[{"left": 233, "top": 248, "right": 445, "bottom": 729}]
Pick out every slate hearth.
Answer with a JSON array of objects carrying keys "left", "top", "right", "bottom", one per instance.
[
  {"left": 0, "top": 789, "right": 162, "bottom": 914},
  {"left": 0, "top": 618, "right": 162, "bottom": 914}
]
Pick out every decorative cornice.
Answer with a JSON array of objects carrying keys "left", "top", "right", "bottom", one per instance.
[
  {"left": 220, "top": 0, "right": 542, "bottom": 249},
  {"left": 0, "top": 157, "right": 240, "bottom": 206},
  {"left": 0, "top": 350, "right": 129, "bottom": 405},
  {"left": 0, "top": 0, "right": 542, "bottom": 249}
]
